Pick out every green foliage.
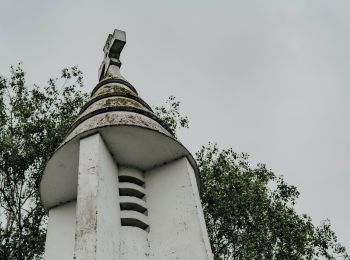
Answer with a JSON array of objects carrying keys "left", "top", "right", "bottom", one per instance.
[
  {"left": 0, "top": 64, "right": 88, "bottom": 259},
  {"left": 197, "top": 144, "right": 349, "bottom": 260},
  {"left": 154, "top": 95, "right": 189, "bottom": 136}
]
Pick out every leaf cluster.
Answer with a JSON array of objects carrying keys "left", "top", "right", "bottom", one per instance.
[
  {"left": 197, "top": 144, "right": 349, "bottom": 260},
  {"left": 154, "top": 95, "right": 189, "bottom": 137},
  {"left": 0, "top": 64, "right": 88, "bottom": 259}
]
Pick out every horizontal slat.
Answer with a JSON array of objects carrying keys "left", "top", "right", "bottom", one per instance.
[
  {"left": 121, "top": 210, "right": 149, "bottom": 230},
  {"left": 119, "top": 182, "right": 145, "bottom": 198},
  {"left": 120, "top": 196, "right": 147, "bottom": 213},
  {"left": 119, "top": 167, "right": 144, "bottom": 186}
]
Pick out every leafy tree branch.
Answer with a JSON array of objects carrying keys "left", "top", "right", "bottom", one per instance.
[{"left": 0, "top": 64, "right": 88, "bottom": 259}]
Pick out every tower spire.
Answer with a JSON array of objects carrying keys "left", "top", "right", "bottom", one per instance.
[{"left": 41, "top": 29, "right": 213, "bottom": 260}]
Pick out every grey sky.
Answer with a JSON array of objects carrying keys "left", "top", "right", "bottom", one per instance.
[{"left": 1, "top": 0, "right": 349, "bottom": 249}]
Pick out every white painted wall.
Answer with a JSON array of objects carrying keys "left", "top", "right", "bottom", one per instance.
[
  {"left": 119, "top": 167, "right": 150, "bottom": 259},
  {"left": 145, "top": 157, "right": 214, "bottom": 260},
  {"left": 74, "top": 134, "right": 121, "bottom": 260},
  {"left": 96, "top": 134, "right": 121, "bottom": 260},
  {"left": 120, "top": 227, "right": 150, "bottom": 260},
  {"left": 44, "top": 201, "right": 76, "bottom": 260},
  {"left": 44, "top": 135, "right": 212, "bottom": 260}
]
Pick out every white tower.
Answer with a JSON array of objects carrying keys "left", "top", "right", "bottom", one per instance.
[{"left": 40, "top": 29, "right": 213, "bottom": 260}]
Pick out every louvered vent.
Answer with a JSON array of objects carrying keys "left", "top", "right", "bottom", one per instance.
[{"left": 118, "top": 167, "right": 149, "bottom": 230}]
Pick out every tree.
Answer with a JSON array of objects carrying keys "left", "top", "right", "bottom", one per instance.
[
  {"left": 0, "top": 64, "right": 88, "bottom": 259},
  {"left": 196, "top": 144, "right": 349, "bottom": 259},
  {"left": 156, "top": 97, "right": 349, "bottom": 260},
  {"left": 0, "top": 66, "right": 348, "bottom": 259}
]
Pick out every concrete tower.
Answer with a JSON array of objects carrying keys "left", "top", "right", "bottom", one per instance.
[{"left": 40, "top": 29, "right": 213, "bottom": 260}]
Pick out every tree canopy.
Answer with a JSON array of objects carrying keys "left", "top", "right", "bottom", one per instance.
[
  {"left": 0, "top": 64, "right": 88, "bottom": 259},
  {"left": 0, "top": 65, "right": 348, "bottom": 259},
  {"left": 196, "top": 144, "right": 348, "bottom": 259}
]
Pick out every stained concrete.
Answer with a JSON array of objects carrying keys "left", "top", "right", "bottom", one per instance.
[
  {"left": 41, "top": 29, "right": 213, "bottom": 260},
  {"left": 44, "top": 201, "right": 76, "bottom": 260}
]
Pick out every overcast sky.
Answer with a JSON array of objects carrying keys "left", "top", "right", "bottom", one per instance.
[{"left": 1, "top": 0, "right": 349, "bottom": 249}]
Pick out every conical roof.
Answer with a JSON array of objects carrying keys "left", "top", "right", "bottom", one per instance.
[
  {"left": 40, "top": 29, "right": 199, "bottom": 209},
  {"left": 63, "top": 29, "right": 174, "bottom": 145}
]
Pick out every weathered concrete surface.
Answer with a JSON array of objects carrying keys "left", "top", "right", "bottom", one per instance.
[
  {"left": 119, "top": 166, "right": 145, "bottom": 185},
  {"left": 146, "top": 157, "right": 214, "bottom": 260},
  {"left": 44, "top": 201, "right": 76, "bottom": 260},
  {"left": 99, "top": 29, "right": 126, "bottom": 81},
  {"left": 74, "top": 134, "right": 121, "bottom": 260},
  {"left": 40, "top": 140, "right": 79, "bottom": 208},
  {"left": 41, "top": 125, "right": 199, "bottom": 210},
  {"left": 65, "top": 111, "right": 171, "bottom": 143},
  {"left": 41, "top": 28, "right": 199, "bottom": 211},
  {"left": 42, "top": 136, "right": 213, "bottom": 260},
  {"left": 41, "top": 29, "right": 213, "bottom": 260},
  {"left": 120, "top": 227, "right": 150, "bottom": 260}
]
